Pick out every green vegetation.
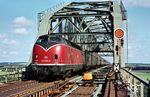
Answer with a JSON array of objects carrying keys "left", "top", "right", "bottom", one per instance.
[
  {"left": 0, "top": 66, "right": 25, "bottom": 83},
  {"left": 134, "top": 72, "right": 150, "bottom": 81}
]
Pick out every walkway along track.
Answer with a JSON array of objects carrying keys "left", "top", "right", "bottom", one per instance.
[
  {"left": 60, "top": 66, "right": 111, "bottom": 97},
  {"left": 103, "top": 67, "right": 128, "bottom": 97},
  {"left": 61, "top": 65, "right": 130, "bottom": 97}
]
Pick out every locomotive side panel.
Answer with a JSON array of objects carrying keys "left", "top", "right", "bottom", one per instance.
[{"left": 27, "top": 35, "right": 104, "bottom": 80}]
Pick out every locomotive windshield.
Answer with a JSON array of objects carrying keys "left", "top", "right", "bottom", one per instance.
[
  {"left": 36, "top": 35, "right": 62, "bottom": 43},
  {"left": 49, "top": 37, "right": 61, "bottom": 43},
  {"left": 36, "top": 36, "right": 48, "bottom": 43}
]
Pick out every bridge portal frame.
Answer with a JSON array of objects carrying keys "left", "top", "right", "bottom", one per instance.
[{"left": 28, "top": 1, "right": 127, "bottom": 67}]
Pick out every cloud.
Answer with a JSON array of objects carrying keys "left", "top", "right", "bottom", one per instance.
[
  {"left": 83, "top": 0, "right": 112, "bottom": 1},
  {"left": 2, "top": 38, "right": 19, "bottom": 45},
  {"left": 0, "top": 34, "right": 6, "bottom": 39},
  {"left": 12, "top": 16, "right": 33, "bottom": 28},
  {"left": 124, "top": 34, "right": 150, "bottom": 63},
  {"left": 1, "top": 51, "right": 7, "bottom": 55},
  {"left": 0, "top": 34, "right": 19, "bottom": 45},
  {"left": 122, "top": 0, "right": 150, "bottom": 7},
  {"left": 83, "top": 0, "right": 150, "bottom": 7},
  {"left": 10, "top": 51, "right": 18, "bottom": 55},
  {"left": 12, "top": 16, "right": 33, "bottom": 35},
  {"left": 0, "top": 51, "right": 18, "bottom": 60},
  {"left": 13, "top": 28, "right": 29, "bottom": 35},
  {"left": 9, "top": 40, "right": 19, "bottom": 45}
]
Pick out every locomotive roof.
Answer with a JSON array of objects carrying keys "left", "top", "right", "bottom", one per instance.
[{"left": 37, "top": 34, "right": 82, "bottom": 50}]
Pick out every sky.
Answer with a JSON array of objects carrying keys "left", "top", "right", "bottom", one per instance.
[{"left": 0, "top": 0, "right": 150, "bottom": 63}]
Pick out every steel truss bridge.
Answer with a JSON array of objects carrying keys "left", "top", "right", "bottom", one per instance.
[
  {"left": 25, "top": 1, "right": 150, "bottom": 97},
  {"left": 36, "top": 1, "right": 126, "bottom": 58}
]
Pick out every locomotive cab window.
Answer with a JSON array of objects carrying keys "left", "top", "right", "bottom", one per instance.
[
  {"left": 36, "top": 36, "right": 48, "bottom": 43},
  {"left": 49, "top": 36, "right": 61, "bottom": 43}
]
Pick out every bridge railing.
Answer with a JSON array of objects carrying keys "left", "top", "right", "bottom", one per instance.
[
  {"left": 0, "top": 66, "right": 25, "bottom": 83},
  {"left": 121, "top": 68, "right": 150, "bottom": 97}
]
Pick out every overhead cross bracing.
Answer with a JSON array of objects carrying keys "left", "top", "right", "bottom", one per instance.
[
  {"left": 37, "top": 1, "right": 117, "bottom": 57},
  {"left": 36, "top": 1, "right": 126, "bottom": 59}
]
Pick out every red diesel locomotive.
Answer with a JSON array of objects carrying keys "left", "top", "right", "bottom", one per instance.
[{"left": 26, "top": 34, "right": 102, "bottom": 80}]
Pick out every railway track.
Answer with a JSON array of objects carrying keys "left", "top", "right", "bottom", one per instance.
[
  {"left": 0, "top": 66, "right": 110, "bottom": 97},
  {"left": 0, "top": 80, "right": 39, "bottom": 97},
  {"left": 0, "top": 76, "right": 82, "bottom": 97}
]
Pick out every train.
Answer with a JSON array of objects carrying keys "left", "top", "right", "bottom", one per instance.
[{"left": 25, "top": 34, "right": 106, "bottom": 80}]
